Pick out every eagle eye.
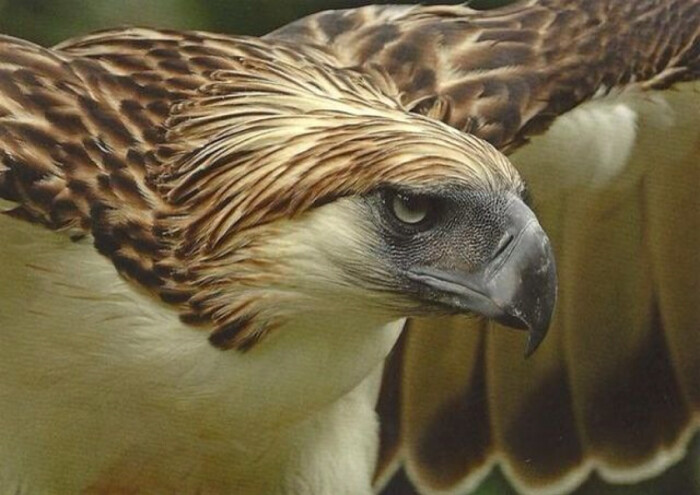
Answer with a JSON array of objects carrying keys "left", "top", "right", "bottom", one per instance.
[
  {"left": 381, "top": 189, "right": 441, "bottom": 230},
  {"left": 392, "top": 192, "right": 429, "bottom": 224}
]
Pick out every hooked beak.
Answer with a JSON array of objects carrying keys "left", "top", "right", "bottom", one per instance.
[{"left": 407, "top": 197, "right": 557, "bottom": 356}]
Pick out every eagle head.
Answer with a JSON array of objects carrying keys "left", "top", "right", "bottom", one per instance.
[{"left": 154, "top": 56, "right": 556, "bottom": 354}]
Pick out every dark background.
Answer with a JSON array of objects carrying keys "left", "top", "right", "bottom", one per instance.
[{"left": 0, "top": 1, "right": 697, "bottom": 494}]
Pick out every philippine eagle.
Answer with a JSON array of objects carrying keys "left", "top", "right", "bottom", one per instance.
[
  {"left": 270, "top": 0, "right": 700, "bottom": 494},
  {"left": 0, "top": 1, "right": 697, "bottom": 495},
  {"left": 0, "top": 24, "right": 555, "bottom": 494}
]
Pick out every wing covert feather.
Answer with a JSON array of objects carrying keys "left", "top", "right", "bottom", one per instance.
[{"left": 270, "top": 0, "right": 700, "bottom": 151}]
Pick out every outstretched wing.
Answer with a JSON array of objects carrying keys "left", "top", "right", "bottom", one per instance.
[
  {"left": 270, "top": 0, "right": 699, "bottom": 151},
  {"left": 0, "top": 28, "right": 394, "bottom": 336},
  {"left": 270, "top": 2, "right": 700, "bottom": 493}
]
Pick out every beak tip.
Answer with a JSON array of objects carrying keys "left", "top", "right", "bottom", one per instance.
[
  {"left": 523, "top": 287, "right": 556, "bottom": 358},
  {"left": 524, "top": 328, "right": 546, "bottom": 358}
]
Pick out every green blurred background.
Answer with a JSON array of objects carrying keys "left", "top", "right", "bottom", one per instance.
[
  {"left": 0, "top": 0, "right": 513, "bottom": 46},
  {"left": 0, "top": 0, "right": 697, "bottom": 494}
]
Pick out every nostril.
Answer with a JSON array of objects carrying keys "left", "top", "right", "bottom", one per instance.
[{"left": 493, "top": 232, "right": 514, "bottom": 259}]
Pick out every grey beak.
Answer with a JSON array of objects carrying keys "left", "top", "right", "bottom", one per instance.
[{"left": 407, "top": 197, "right": 557, "bottom": 356}]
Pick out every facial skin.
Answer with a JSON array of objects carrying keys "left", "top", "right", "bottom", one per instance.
[{"left": 349, "top": 183, "right": 557, "bottom": 354}]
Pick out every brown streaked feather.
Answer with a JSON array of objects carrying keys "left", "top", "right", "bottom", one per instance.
[
  {"left": 0, "top": 28, "right": 518, "bottom": 350},
  {"left": 269, "top": 1, "right": 700, "bottom": 493},
  {"left": 151, "top": 54, "right": 517, "bottom": 349},
  {"left": 269, "top": 0, "right": 700, "bottom": 152}
]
